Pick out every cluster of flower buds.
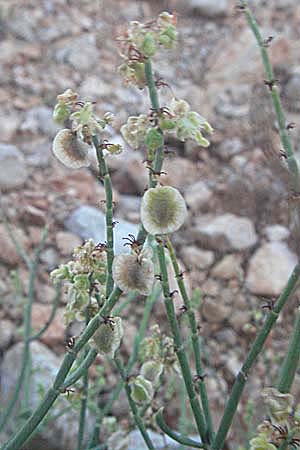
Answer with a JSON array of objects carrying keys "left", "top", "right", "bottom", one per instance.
[
  {"left": 52, "top": 89, "right": 121, "bottom": 169},
  {"left": 112, "top": 245, "right": 155, "bottom": 296},
  {"left": 160, "top": 98, "right": 213, "bottom": 147},
  {"left": 121, "top": 98, "right": 212, "bottom": 152},
  {"left": 91, "top": 316, "right": 123, "bottom": 358},
  {"left": 50, "top": 240, "right": 107, "bottom": 324},
  {"left": 118, "top": 12, "right": 177, "bottom": 88},
  {"left": 249, "top": 388, "right": 299, "bottom": 450}
]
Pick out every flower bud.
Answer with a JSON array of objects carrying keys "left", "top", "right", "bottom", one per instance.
[
  {"left": 140, "top": 32, "right": 157, "bottom": 58},
  {"left": 130, "top": 375, "right": 154, "bottom": 404},
  {"left": 112, "top": 248, "right": 154, "bottom": 296},
  {"left": 141, "top": 186, "right": 187, "bottom": 235},
  {"left": 52, "top": 129, "right": 91, "bottom": 169},
  {"left": 91, "top": 317, "right": 123, "bottom": 358}
]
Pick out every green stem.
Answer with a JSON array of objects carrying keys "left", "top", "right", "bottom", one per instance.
[
  {"left": 240, "top": 0, "right": 299, "bottom": 191},
  {"left": 212, "top": 263, "right": 300, "bottom": 450},
  {"left": 144, "top": 59, "right": 159, "bottom": 110},
  {"left": 277, "top": 307, "right": 300, "bottom": 393},
  {"left": 156, "top": 408, "right": 207, "bottom": 449},
  {"left": 87, "top": 283, "right": 161, "bottom": 447},
  {"left": 63, "top": 349, "right": 98, "bottom": 389},
  {"left": 156, "top": 241, "right": 207, "bottom": 444},
  {"left": 2, "top": 287, "right": 122, "bottom": 450},
  {"left": 0, "top": 227, "right": 48, "bottom": 433},
  {"left": 115, "top": 358, "right": 155, "bottom": 450},
  {"left": 166, "top": 237, "right": 214, "bottom": 443},
  {"left": 92, "top": 135, "right": 115, "bottom": 297},
  {"left": 137, "top": 59, "right": 164, "bottom": 244},
  {"left": 76, "top": 307, "right": 91, "bottom": 450}
]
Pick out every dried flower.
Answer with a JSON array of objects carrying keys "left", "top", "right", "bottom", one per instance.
[
  {"left": 141, "top": 186, "right": 187, "bottom": 235},
  {"left": 141, "top": 360, "right": 164, "bottom": 386},
  {"left": 52, "top": 129, "right": 91, "bottom": 169},
  {"left": 262, "top": 387, "right": 293, "bottom": 424},
  {"left": 91, "top": 317, "right": 123, "bottom": 358},
  {"left": 120, "top": 115, "right": 151, "bottom": 150},
  {"left": 112, "top": 247, "right": 154, "bottom": 295}
]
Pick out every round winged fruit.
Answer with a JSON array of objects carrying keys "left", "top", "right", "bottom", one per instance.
[
  {"left": 141, "top": 186, "right": 187, "bottom": 235},
  {"left": 52, "top": 129, "right": 91, "bottom": 169},
  {"left": 112, "top": 247, "right": 154, "bottom": 296}
]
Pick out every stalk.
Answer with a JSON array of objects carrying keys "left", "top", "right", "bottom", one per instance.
[
  {"left": 2, "top": 287, "right": 122, "bottom": 450},
  {"left": 76, "top": 307, "right": 91, "bottom": 450},
  {"left": 156, "top": 241, "right": 207, "bottom": 444},
  {"left": 87, "top": 283, "right": 161, "bottom": 447},
  {"left": 137, "top": 58, "right": 165, "bottom": 244},
  {"left": 212, "top": 263, "right": 300, "bottom": 450},
  {"left": 277, "top": 307, "right": 300, "bottom": 393},
  {"left": 0, "top": 227, "right": 48, "bottom": 433},
  {"left": 240, "top": 0, "right": 299, "bottom": 191},
  {"left": 92, "top": 135, "right": 115, "bottom": 297},
  {"left": 156, "top": 408, "right": 206, "bottom": 449},
  {"left": 115, "top": 358, "right": 155, "bottom": 450},
  {"left": 166, "top": 237, "right": 214, "bottom": 443}
]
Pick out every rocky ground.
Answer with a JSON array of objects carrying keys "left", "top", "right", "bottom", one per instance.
[{"left": 1, "top": 0, "right": 300, "bottom": 449}]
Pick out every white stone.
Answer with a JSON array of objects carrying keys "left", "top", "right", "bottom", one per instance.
[
  {"left": 246, "top": 242, "right": 297, "bottom": 296},
  {"left": 185, "top": 181, "right": 213, "bottom": 212},
  {"left": 194, "top": 214, "right": 257, "bottom": 251},
  {"left": 181, "top": 246, "right": 214, "bottom": 269},
  {"left": 0, "top": 144, "right": 28, "bottom": 190},
  {"left": 263, "top": 224, "right": 290, "bottom": 242}
]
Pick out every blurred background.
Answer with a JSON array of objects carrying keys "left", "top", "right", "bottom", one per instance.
[{"left": 1, "top": 0, "right": 300, "bottom": 449}]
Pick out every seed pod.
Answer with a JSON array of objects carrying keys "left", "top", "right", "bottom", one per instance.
[
  {"left": 91, "top": 317, "right": 123, "bottom": 358},
  {"left": 141, "top": 186, "right": 187, "bottom": 235},
  {"left": 52, "top": 129, "right": 91, "bottom": 169},
  {"left": 112, "top": 248, "right": 154, "bottom": 296},
  {"left": 141, "top": 360, "right": 164, "bottom": 386},
  {"left": 130, "top": 375, "right": 154, "bottom": 404}
]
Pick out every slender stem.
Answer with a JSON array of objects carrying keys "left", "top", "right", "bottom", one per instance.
[
  {"left": 115, "top": 358, "right": 155, "bottom": 450},
  {"left": 76, "top": 306, "right": 91, "bottom": 450},
  {"left": 2, "top": 287, "right": 122, "bottom": 450},
  {"left": 63, "top": 349, "right": 98, "bottom": 389},
  {"left": 0, "top": 228, "right": 48, "bottom": 433},
  {"left": 137, "top": 59, "right": 164, "bottom": 244},
  {"left": 88, "top": 284, "right": 161, "bottom": 447},
  {"left": 156, "top": 241, "right": 208, "bottom": 444},
  {"left": 166, "top": 237, "right": 214, "bottom": 443},
  {"left": 144, "top": 59, "right": 159, "bottom": 110},
  {"left": 277, "top": 307, "right": 300, "bottom": 393},
  {"left": 212, "top": 263, "right": 300, "bottom": 450},
  {"left": 240, "top": 0, "right": 299, "bottom": 191},
  {"left": 156, "top": 408, "right": 206, "bottom": 449},
  {"left": 92, "top": 135, "right": 115, "bottom": 298}
]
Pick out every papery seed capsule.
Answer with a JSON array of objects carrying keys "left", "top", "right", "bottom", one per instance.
[
  {"left": 141, "top": 186, "right": 187, "bottom": 235},
  {"left": 91, "top": 317, "right": 123, "bottom": 358},
  {"left": 141, "top": 360, "right": 164, "bottom": 386},
  {"left": 52, "top": 129, "right": 91, "bottom": 169},
  {"left": 130, "top": 375, "right": 154, "bottom": 404},
  {"left": 112, "top": 249, "right": 154, "bottom": 296}
]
